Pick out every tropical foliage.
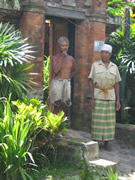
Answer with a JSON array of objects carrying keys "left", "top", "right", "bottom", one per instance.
[
  {"left": 0, "top": 22, "right": 69, "bottom": 179},
  {"left": 0, "top": 97, "right": 36, "bottom": 180},
  {"left": 106, "top": 0, "right": 135, "bottom": 17},
  {"left": 43, "top": 56, "right": 50, "bottom": 102},
  {"left": 0, "top": 22, "right": 35, "bottom": 100},
  {"left": 108, "top": 24, "right": 135, "bottom": 74},
  {"left": 12, "top": 95, "right": 67, "bottom": 142},
  {"left": 0, "top": 95, "right": 68, "bottom": 179},
  {"left": 107, "top": 23, "right": 135, "bottom": 123}
]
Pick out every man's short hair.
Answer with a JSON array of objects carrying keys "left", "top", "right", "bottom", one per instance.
[{"left": 57, "top": 36, "right": 69, "bottom": 47}]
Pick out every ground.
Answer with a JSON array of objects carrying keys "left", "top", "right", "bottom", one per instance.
[
  {"left": 99, "top": 140, "right": 135, "bottom": 180},
  {"left": 65, "top": 124, "right": 135, "bottom": 180}
]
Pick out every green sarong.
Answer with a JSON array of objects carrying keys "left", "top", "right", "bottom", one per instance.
[{"left": 91, "top": 99, "right": 116, "bottom": 141}]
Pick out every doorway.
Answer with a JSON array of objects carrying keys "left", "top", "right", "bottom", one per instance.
[{"left": 44, "top": 17, "right": 75, "bottom": 123}]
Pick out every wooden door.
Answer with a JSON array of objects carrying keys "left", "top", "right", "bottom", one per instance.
[
  {"left": 53, "top": 21, "right": 68, "bottom": 55},
  {"left": 49, "top": 21, "right": 68, "bottom": 81},
  {"left": 48, "top": 20, "right": 69, "bottom": 112}
]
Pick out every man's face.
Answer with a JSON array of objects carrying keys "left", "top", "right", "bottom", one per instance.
[
  {"left": 59, "top": 41, "right": 69, "bottom": 53},
  {"left": 101, "top": 50, "right": 111, "bottom": 62}
]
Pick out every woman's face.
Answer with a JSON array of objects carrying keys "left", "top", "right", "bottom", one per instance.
[{"left": 101, "top": 50, "right": 112, "bottom": 62}]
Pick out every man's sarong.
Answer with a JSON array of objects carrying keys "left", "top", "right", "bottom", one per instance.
[
  {"left": 91, "top": 99, "right": 116, "bottom": 141},
  {"left": 50, "top": 79, "right": 71, "bottom": 106}
]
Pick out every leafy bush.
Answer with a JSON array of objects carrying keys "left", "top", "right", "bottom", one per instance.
[
  {"left": 107, "top": 24, "right": 135, "bottom": 123},
  {"left": 0, "top": 22, "right": 35, "bottom": 100},
  {"left": 0, "top": 95, "right": 68, "bottom": 179},
  {"left": 12, "top": 95, "right": 68, "bottom": 152},
  {"left": 12, "top": 95, "right": 67, "bottom": 138},
  {"left": 80, "top": 165, "right": 119, "bottom": 180},
  {"left": 12, "top": 96, "right": 48, "bottom": 131},
  {"left": 106, "top": 0, "right": 135, "bottom": 17},
  {"left": 0, "top": 97, "right": 36, "bottom": 180},
  {"left": 43, "top": 56, "right": 50, "bottom": 102},
  {"left": 108, "top": 24, "right": 135, "bottom": 74}
]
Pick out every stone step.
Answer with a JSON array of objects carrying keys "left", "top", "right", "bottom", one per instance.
[
  {"left": 83, "top": 141, "right": 99, "bottom": 161},
  {"left": 57, "top": 137, "right": 99, "bottom": 162},
  {"left": 57, "top": 129, "right": 118, "bottom": 173},
  {"left": 88, "top": 158, "right": 117, "bottom": 172}
]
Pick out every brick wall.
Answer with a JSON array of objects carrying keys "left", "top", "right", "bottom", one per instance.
[
  {"left": 72, "top": 0, "right": 106, "bottom": 132},
  {"left": 19, "top": 11, "right": 45, "bottom": 88}
]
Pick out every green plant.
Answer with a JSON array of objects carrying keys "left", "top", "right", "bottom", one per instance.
[
  {"left": 0, "top": 63, "right": 34, "bottom": 100},
  {"left": 12, "top": 96, "right": 68, "bottom": 147},
  {"left": 30, "top": 149, "right": 81, "bottom": 179},
  {"left": 0, "top": 96, "right": 36, "bottom": 180},
  {"left": 106, "top": 0, "right": 135, "bottom": 17},
  {"left": 79, "top": 165, "right": 119, "bottom": 180},
  {"left": 107, "top": 23, "right": 135, "bottom": 122},
  {"left": 79, "top": 165, "right": 106, "bottom": 180},
  {"left": 0, "top": 22, "right": 35, "bottom": 100},
  {"left": 0, "top": 23, "right": 34, "bottom": 66},
  {"left": 44, "top": 111, "right": 68, "bottom": 140},
  {"left": 43, "top": 56, "right": 50, "bottom": 102},
  {"left": 106, "top": 168, "right": 119, "bottom": 180},
  {"left": 12, "top": 96, "right": 48, "bottom": 131}
]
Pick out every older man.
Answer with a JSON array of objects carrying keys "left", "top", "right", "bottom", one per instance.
[
  {"left": 50, "top": 36, "right": 76, "bottom": 115},
  {"left": 88, "top": 44, "right": 121, "bottom": 151}
]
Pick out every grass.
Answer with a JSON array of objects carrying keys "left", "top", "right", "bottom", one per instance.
[
  {"left": 29, "top": 149, "right": 120, "bottom": 180},
  {"left": 29, "top": 160, "right": 80, "bottom": 179}
]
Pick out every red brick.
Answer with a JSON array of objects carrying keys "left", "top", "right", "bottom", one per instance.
[{"left": 19, "top": 11, "right": 45, "bottom": 88}]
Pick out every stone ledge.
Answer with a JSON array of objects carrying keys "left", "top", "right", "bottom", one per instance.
[
  {"left": 21, "top": 2, "right": 46, "bottom": 13},
  {"left": 56, "top": 132, "right": 99, "bottom": 162},
  {"left": 45, "top": 6, "right": 86, "bottom": 20},
  {"left": 83, "top": 141, "right": 99, "bottom": 161},
  {"left": 62, "top": 0, "right": 76, "bottom": 7},
  {"left": 89, "top": 158, "right": 117, "bottom": 172}
]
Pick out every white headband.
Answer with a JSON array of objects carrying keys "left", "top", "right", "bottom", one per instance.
[{"left": 101, "top": 44, "right": 112, "bottom": 53}]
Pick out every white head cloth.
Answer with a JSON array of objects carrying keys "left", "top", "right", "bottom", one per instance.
[{"left": 101, "top": 44, "right": 112, "bottom": 53}]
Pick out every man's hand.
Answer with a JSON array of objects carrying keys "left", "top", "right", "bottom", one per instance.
[
  {"left": 91, "top": 99, "right": 95, "bottom": 109},
  {"left": 62, "top": 50, "right": 68, "bottom": 57},
  {"left": 116, "top": 101, "right": 121, "bottom": 111}
]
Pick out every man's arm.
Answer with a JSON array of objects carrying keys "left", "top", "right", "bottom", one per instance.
[
  {"left": 52, "top": 56, "right": 63, "bottom": 75},
  {"left": 89, "top": 79, "right": 95, "bottom": 109},
  {"left": 114, "top": 82, "right": 121, "bottom": 111},
  {"left": 71, "top": 58, "right": 77, "bottom": 78}
]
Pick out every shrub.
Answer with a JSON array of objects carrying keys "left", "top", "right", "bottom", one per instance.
[
  {"left": 43, "top": 56, "right": 50, "bottom": 102},
  {"left": 0, "top": 97, "right": 36, "bottom": 180},
  {"left": 0, "top": 22, "right": 35, "bottom": 100}
]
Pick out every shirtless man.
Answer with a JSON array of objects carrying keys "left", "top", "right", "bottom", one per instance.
[{"left": 50, "top": 36, "right": 76, "bottom": 115}]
